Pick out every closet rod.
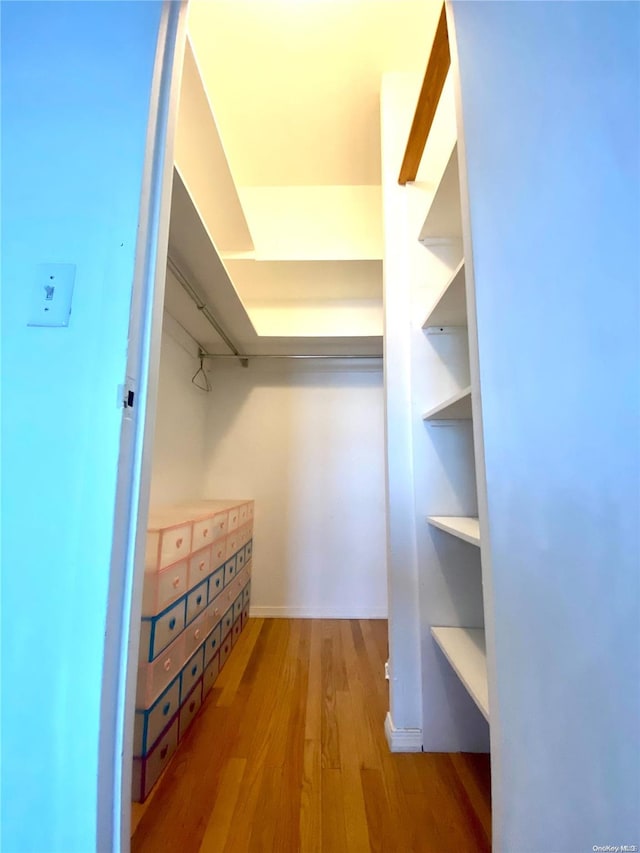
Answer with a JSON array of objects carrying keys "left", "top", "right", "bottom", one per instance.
[
  {"left": 199, "top": 353, "right": 383, "bottom": 361},
  {"left": 166, "top": 255, "right": 248, "bottom": 366}
]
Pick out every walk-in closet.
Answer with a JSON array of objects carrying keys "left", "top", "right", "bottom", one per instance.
[{"left": 4, "top": 2, "right": 637, "bottom": 852}]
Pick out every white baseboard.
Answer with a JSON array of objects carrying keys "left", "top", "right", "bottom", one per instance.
[
  {"left": 249, "top": 605, "right": 388, "bottom": 619},
  {"left": 384, "top": 712, "right": 423, "bottom": 753}
]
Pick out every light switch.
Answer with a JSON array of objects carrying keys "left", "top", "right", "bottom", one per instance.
[{"left": 28, "top": 263, "right": 76, "bottom": 327}]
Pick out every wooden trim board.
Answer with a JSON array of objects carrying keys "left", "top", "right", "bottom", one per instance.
[{"left": 398, "top": 3, "right": 451, "bottom": 185}]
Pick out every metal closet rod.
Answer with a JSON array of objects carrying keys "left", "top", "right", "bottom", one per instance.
[
  {"left": 166, "top": 254, "right": 243, "bottom": 361},
  {"left": 198, "top": 352, "right": 383, "bottom": 361}
]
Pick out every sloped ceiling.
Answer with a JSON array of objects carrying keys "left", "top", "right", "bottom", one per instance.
[{"left": 171, "top": 1, "right": 438, "bottom": 350}]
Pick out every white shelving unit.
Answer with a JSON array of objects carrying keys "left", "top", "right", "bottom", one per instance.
[
  {"left": 422, "top": 386, "right": 472, "bottom": 421},
  {"left": 400, "top": 53, "right": 492, "bottom": 738},
  {"left": 381, "top": 61, "right": 490, "bottom": 750},
  {"left": 431, "top": 627, "right": 489, "bottom": 721},
  {"left": 422, "top": 260, "right": 466, "bottom": 328},
  {"left": 418, "top": 144, "right": 461, "bottom": 245},
  {"left": 427, "top": 515, "right": 480, "bottom": 546}
]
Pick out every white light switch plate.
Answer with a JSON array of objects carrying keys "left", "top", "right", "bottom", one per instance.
[{"left": 28, "top": 263, "right": 76, "bottom": 327}]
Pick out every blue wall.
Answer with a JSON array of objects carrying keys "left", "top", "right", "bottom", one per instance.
[
  {"left": 1, "top": 3, "right": 163, "bottom": 850},
  {"left": 453, "top": 2, "right": 640, "bottom": 850}
]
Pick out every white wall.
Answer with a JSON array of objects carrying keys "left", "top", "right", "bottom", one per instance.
[
  {"left": 451, "top": 2, "right": 640, "bottom": 850},
  {"left": 0, "top": 3, "right": 163, "bottom": 851},
  {"left": 149, "top": 311, "right": 209, "bottom": 505},
  {"left": 201, "top": 361, "right": 387, "bottom": 618}
]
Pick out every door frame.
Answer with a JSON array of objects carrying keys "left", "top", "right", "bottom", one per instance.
[{"left": 96, "top": 3, "right": 188, "bottom": 850}]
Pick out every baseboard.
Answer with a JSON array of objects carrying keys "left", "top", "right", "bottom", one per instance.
[
  {"left": 384, "top": 712, "right": 423, "bottom": 753},
  {"left": 249, "top": 605, "right": 388, "bottom": 619}
]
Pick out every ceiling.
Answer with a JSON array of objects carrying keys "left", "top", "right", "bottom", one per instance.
[
  {"left": 187, "top": 1, "right": 440, "bottom": 187},
  {"left": 167, "top": 1, "right": 439, "bottom": 353}
]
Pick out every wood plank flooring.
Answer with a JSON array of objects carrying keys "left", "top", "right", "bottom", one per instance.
[{"left": 131, "top": 619, "right": 491, "bottom": 853}]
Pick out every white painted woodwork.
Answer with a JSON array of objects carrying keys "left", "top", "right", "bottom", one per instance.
[
  {"left": 422, "top": 386, "right": 472, "bottom": 421},
  {"left": 167, "top": 169, "right": 382, "bottom": 356},
  {"left": 422, "top": 260, "right": 466, "bottom": 328},
  {"left": 417, "top": 144, "right": 462, "bottom": 244},
  {"left": 382, "top": 73, "right": 487, "bottom": 750},
  {"left": 431, "top": 628, "right": 489, "bottom": 721},
  {"left": 427, "top": 516, "right": 480, "bottom": 547},
  {"left": 174, "top": 38, "right": 253, "bottom": 254}
]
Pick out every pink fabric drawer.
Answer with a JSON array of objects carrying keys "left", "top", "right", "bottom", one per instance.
[
  {"left": 226, "top": 505, "right": 241, "bottom": 532},
  {"left": 236, "top": 522, "right": 251, "bottom": 548},
  {"left": 145, "top": 522, "right": 192, "bottom": 573},
  {"left": 188, "top": 546, "right": 212, "bottom": 590},
  {"left": 142, "top": 558, "right": 188, "bottom": 618},
  {"left": 137, "top": 632, "right": 187, "bottom": 709},
  {"left": 210, "top": 537, "right": 227, "bottom": 571},
  {"left": 184, "top": 608, "right": 208, "bottom": 659},
  {"left": 132, "top": 716, "right": 178, "bottom": 803},
  {"left": 225, "top": 529, "right": 241, "bottom": 560}
]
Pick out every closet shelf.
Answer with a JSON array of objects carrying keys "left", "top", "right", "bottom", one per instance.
[
  {"left": 422, "top": 260, "right": 466, "bottom": 328},
  {"left": 431, "top": 627, "right": 489, "bottom": 722},
  {"left": 418, "top": 143, "right": 462, "bottom": 245},
  {"left": 427, "top": 516, "right": 480, "bottom": 546},
  {"left": 423, "top": 386, "right": 472, "bottom": 421}
]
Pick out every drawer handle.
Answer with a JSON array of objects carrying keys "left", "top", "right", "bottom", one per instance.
[
  {"left": 191, "top": 665, "right": 197, "bottom": 677},
  {"left": 216, "top": 579, "right": 220, "bottom": 588},
  {"left": 189, "top": 701, "right": 196, "bottom": 713},
  {"left": 196, "top": 595, "right": 202, "bottom": 605},
  {"left": 199, "top": 561, "right": 205, "bottom": 571},
  {"left": 163, "top": 658, "right": 172, "bottom": 671},
  {"left": 160, "top": 745, "right": 168, "bottom": 760},
  {"left": 211, "top": 639, "right": 217, "bottom": 648},
  {"left": 194, "top": 629, "right": 201, "bottom": 640},
  {"left": 163, "top": 702, "right": 171, "bottom": 716},
  {"left": 176, "top": 537, "right": 183, "bottom": 549},
  {"left": 172, "top": 577, "right": 180, "bottom": 588},
  {"left": 169, "top": 618, "right": 176, "bottom": 630},
  {"left": 203, "top": 528, "right": 209, "bottom": 538}
]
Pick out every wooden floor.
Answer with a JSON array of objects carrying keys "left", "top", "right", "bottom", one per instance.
[{"left": 131, "top": 619, "right": 491, "bottom": 852}]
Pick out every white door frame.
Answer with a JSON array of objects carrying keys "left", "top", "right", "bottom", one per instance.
[{"left": 96, "top": 3, "right": 188, "bottom": 850}]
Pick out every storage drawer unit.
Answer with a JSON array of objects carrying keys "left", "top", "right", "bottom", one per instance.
[
  {"left": 139, "top": 597, "right": 187, "bottom": 663},
  {"left": 132, "top": 716, "right": 179, "bottom": 802},
  {"left": 133, "top": 499, "right": 254, "bottom": 802},
  {"left": 179, "top": 681, "right": 203, "bottom": 740}
]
